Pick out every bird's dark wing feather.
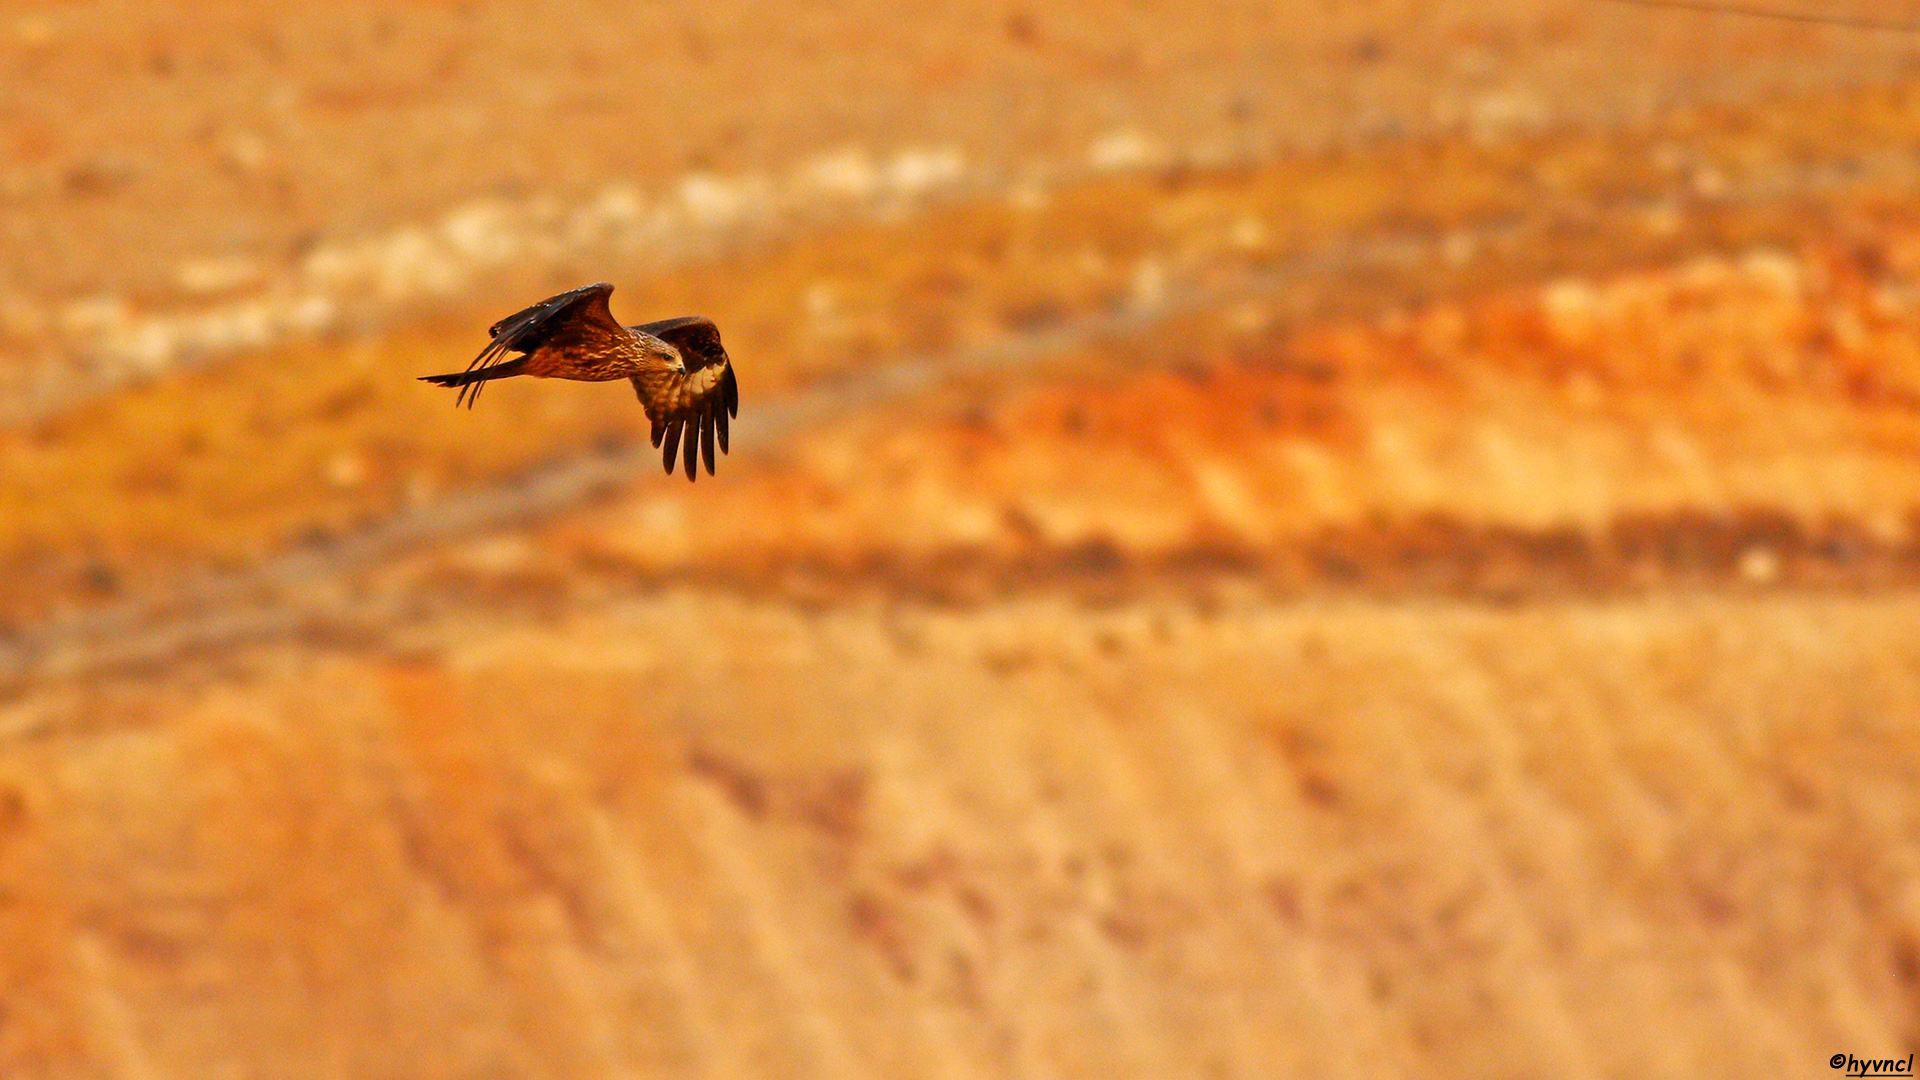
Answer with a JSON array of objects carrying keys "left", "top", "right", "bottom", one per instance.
[
  {"left": 627, "top": 315, "right": 739, "bottom": 482},
  {"left": 453, "top": 282, "right": 624, "bottom": 407}
]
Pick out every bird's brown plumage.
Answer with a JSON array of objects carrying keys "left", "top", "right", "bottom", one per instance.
[{"left": 421, "top": 283, "right": 739, "bottom": 480}]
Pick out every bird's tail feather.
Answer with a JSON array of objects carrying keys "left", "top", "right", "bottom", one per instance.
[{"left": 419, "top": 357, "right": 527, "bottom": 408}]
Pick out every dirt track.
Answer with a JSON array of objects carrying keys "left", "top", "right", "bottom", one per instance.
[{"left": 7, "top": 2, "right": 1920, "bottom": 1078}]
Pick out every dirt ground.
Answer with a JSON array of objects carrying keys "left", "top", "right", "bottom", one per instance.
[{"left": 5, "top": 2, "right": 1920, "bottom": 1078}]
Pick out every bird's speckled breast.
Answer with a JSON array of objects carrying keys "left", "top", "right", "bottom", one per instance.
[{"left": 522, "top": 337, "right": 648, "bottom": 381}]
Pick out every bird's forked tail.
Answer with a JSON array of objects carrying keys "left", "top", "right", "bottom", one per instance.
[{"left": 419, "top": 356, "right": 527, "bottom": 408}]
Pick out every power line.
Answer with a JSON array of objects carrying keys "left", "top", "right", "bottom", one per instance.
[{"left": 1600, "top": 0, "right": 1920, "bottom": 34}]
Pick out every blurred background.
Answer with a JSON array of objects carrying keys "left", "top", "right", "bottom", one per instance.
[{"left": 2, "top": 0, "right": 1920, "bottom": 1075}]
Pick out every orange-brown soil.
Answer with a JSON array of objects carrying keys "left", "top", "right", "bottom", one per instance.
[{"left": 6, "top": 4, "right": 1920, "bottom": 1078}]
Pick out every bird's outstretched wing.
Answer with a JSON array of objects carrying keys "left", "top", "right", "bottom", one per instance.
[
  {"left": 628, "top": 315, "right": 739, "bottom": 481},
  {"left": 449, "top": 282, "right": 626, "bottom": 407}
]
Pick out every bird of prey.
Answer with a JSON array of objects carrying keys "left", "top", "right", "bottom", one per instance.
[{"left": 421, "top": 282, "right": 739, "bottom": 480}]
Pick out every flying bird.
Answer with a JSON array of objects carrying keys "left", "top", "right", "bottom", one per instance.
[{"left": 421, "top": 282, "right": 739, "bottom": 480}]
